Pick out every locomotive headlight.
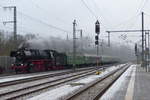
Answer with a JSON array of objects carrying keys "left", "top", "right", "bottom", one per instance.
[
  {"left": 21, "top": 64, "right": 23, "bottom": 66},
  {"left": 11, "top": 64, "right": 14, "bottom": 66}
]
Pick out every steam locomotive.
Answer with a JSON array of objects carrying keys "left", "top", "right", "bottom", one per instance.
[{"left": 10, "top": 48, "right": 119, "bottom": 73}]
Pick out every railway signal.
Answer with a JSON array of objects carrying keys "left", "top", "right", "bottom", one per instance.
[
  {"left": 95, "top": 20, "right": 101, "bottom": 73},
  {"left": 95, "top": 20, "right": 100, "bottom": 34},
  {"left": 95, "top": 20, "right": 100, "bottom": 46}
]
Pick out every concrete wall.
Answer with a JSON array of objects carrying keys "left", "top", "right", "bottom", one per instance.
[{"left": 0, "top": 56, "right": 15, "bottom": 73}]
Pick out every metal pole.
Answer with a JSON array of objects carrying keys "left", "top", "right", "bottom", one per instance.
[
  {"left": 66, "top": 34, "right": 69, "bottom": 54},
  {"left": 137, "top": 45, "right": 138, "bottom": 64},
  {"left": 73, "top": 20, "right": 76, "bottom": 70},
  {"left": 148, "top": 32, "right": 150, "bottom": 71},
  {"left": 145, "top": 32, "right": 147, "bottom": 71},
  {"left": 145, "top": 32, "right": 149, "bottom": 71},
  {"left": 95, "top": 20, "right": 100, "bottom": 73},
  {"left": 14, "top": 7, "right": 17, "bottom": 46},
  {"left": 142, "top": 12, "right": 145, "bottom": 68},
  {"left": 97, "top": 39, "right": 99, "bottom": 66},
  {"left": 146, "top": 32, "right": 148, "bottom": 71},
  {"left": 101, "top": 39, "right": 104, "bottom": 55},
  {"left": 3, "top": 6, "right": 17, "bottom": 49},
  {"left": 80, "top": 30, "right": 83, "bottom": 54},
  {"left": 108, "top": 32, "right": 110, "bottom": 47}
]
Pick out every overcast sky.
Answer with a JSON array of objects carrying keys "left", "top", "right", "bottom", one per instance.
[{"left": 0, "top": 0, "right": 150, "bottom": 45}]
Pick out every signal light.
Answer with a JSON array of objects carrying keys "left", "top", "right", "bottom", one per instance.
[
  {"left": 95, "top": 35, "right": 99, "bottom": 45},
  {"left": 95, "top": 20, "right": 100, "bottom": 34},
  {"left": 95, "top": 35, "right": 98, "bottom": 40},
  {"left": 95, "top": 26, "right": 100, "bottom": 34},
  {"left": 95, "top": 41, "right": 99, "bottom": 45}
]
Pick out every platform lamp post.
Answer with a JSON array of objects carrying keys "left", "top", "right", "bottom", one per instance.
[{"left": 95, "top": 20, "right": 100, "bottom": 74}]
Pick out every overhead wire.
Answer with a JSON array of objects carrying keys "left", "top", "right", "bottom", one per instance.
[
  {"left": 112, "top": 13, "right": 140, "bottom": 29},
  {"left": 91, "top": 0, "right": 141, "bottom": 44},
  {"left": 0, "top": 7, "right": 43, "bottom": 35},
  {"left": 91, "top": 0, "right": 110, "bottom": 28},
  {"left": 0, "top": 5, "right": 32, "bottom": 34},
  {"left": 17, "top": 11, "right": 71, "bottom": 33},
  {"left": 0, "top": 4, "right": 71, "bottom": 34},
  {"left": 137, "top": 0, "right": 148, "bottom": 13},
  {"left": 115, "top": 0, "right": 149, "bottom": 42},
  {"left": 80, "top": 0, "right": 109, "bottom": 34},
  {"left": 30, "top": 0, "right": 70, "bottom": 25},
  {"left": 144, "top": 12, "right": 150, "bottom": 29},
  {"left": 109, "top": 0, "right": 147, "bottom": 31},
  {"left": 1, "top": 22, "right": 38, "bottom": 35},
  {"left": 80, "top": 0, "right": 98, "bottom": 20},
  {"left": 127, "top": 14, "right": 141, "bottom": 30},
  {"left": 136, "top": 0, "right": 145, "bottom": 13}
]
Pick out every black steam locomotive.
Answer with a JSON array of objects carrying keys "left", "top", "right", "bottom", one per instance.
[{"left": 11, "top": 48, "right": 67, "bottom": 73}]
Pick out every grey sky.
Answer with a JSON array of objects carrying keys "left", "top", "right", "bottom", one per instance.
[{"left": 0, "top": 0, "right": 150, "bottom": 45}]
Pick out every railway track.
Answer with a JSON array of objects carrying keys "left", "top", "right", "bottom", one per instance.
[
  {"left": 0, "top": 67, "right": 96, "bottom": 87},
  {"left": 0, "top": 67, "right": 92, "bottom": 78},
  {"left": 0, "top": 64, "right": 116, "bottom": 87},
  {"left": 64, "top": 64, "right": 130, "bottom": 100},
  {"left": 0, "top": 65, "right": 109, "bottom": 100}
]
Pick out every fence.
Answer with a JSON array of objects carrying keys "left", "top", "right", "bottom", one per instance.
[{"left": 0, "top": 56, "right": 15, "bottom": 73}]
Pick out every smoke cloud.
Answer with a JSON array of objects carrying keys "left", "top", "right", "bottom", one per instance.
[{"left": 20, "top": 36, "right": 136, "bottom": 62}]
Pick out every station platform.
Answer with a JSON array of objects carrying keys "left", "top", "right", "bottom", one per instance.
[
  {"left": 100, "top": 64, "right": 150, "bottom": 100},
  {"left": 133, "top": 66, "right": 150, "bottom": 100}
]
